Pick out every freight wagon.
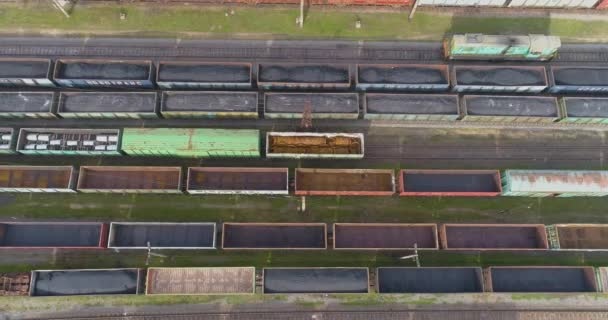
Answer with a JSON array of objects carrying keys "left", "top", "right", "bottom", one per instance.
[
  {"left": 377, "top": 267, "right": 484, "bottom": 293},
  {"left": 77, "top": 166, "right": 182, "bottom": 193},
  {"left": 0, "top": 92, "right": 56, "bottom": 118},
  {"left": 560, "top": 97, "right": 608, "bottom": 124},
  {"left": 156, "top": 62, "right": 252, "bottom": 89},
  {"left": 53, "top": 59, "right": 154, "bottom": 89},
  {"left": 295, "top": 168, "right": 395, "bottom": 196},
  {"left": 146, "top": 267, "right": 255, "bottom": 295},
  {"left": 547, "top": 224, "right": 608, "bottom": 251},
  {"left": 30, "top": 269, "right": 141, "bottom": 296},
  {"left": 161, "top": 91, "right": 258, "bottom": 119},
  {"left": 485, "top": 266, "right": 598, "bottom": 293},
  {"left": 257, "top": 63, "right": 351, "bottom": 90},
  {"left": 186, "top": 167, "right": 289, "bottom": 195},
  {"left": 363, "top": 94, "right": 459, "bottom": 121},
  {"left": 121, "top": 128, "right": 260, "bottom": 157},
  {"left": 356, "top": 64, "right": 450, "bottom": 92},
  {"left": 0, "top": 58, "right": 54, "bottom": 87},
  {"left": 549, "top": 66, "right": 608, "bottom": 94},
  {"left": 0, "top": 222, "right": 107, "bottom": 249},
  {"left": 107, "top": 222, "right": 216, "bottom": 250},
  {"left": 266, "top": 132, "right": 364, "bottom": 159},
  {"left": 444, "top": 34, "right": 560, "bottom": 61},
  {"left": 0, "top": 166, "right": 76, "bottom": 193},
  {"left": 264, "top": 92, "right": 359, "bottom": 119},
  {"left": 461, "top": 95, "right": 561, "bottom": 123},
  {"left": 16, "top": 128, "right": 121, "bottom": 156},
  {"left": 452, "top": 65, "right": 548, "bottom": 93},
  {"left": 57, "top": 92, "right": 158, "bottom": 119}
]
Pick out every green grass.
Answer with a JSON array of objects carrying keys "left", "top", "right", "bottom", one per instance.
[
  {"left": 0, "top": 4, "right": 607, "bottom": 41},
  {"left": 3, "top": 193, "right": 608, "bottom": 224}
]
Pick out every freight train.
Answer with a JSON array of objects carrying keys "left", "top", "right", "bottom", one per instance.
[
  {"left": 4, "top": 58, "right": 608, "bottom": 94},
  {"left": 3, "top": 90, "right": 608, "bottom": 124},
  {"left": 3, "top": 264, "right": 607, "bottom": 297},
  {"left": 1, "top": 166, "right": 607, "bottom": 197},
  {"left": 1, "top": 221, "right": 607, "bottom": 251},
  {"left": 443, "top": 34, "right": 561, "bottom": 61}
]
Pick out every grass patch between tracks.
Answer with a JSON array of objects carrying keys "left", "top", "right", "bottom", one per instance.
[
  {"left": 0, "top": 4, "right": 607, "bottom": 41},
  {"left": 2, "top": 193, "right": 608, "bottom": 224}
]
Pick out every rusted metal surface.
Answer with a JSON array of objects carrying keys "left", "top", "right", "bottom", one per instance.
[
  {"left": 77, "top": 166, "right": 181, "bottom": 193},
  {"left": 555, "top": 224, "right": 608, "bottom": 250},
  {"left": 441, "top": 224, "right": 549, "bottom": 250},
  {"left": 295, "top": 168, "right": 394, "bottom": 196},
  {"left": 0, "top": 166, "right": 74, "bottom": 192},
  {"left": 0, "top": 273, "right": 30, "bottom": 296},
  {"left": 333, "top": 223, "right": 438, "bottom": 249},
  {"left": 146, "top": 267, "right": 255, "bottom": 295},
  {"left": 187, "top": 167, "right": 288, "bottom": 195},
  {"left": 267, "top": 132, "right": 364, "bottom": 158}
]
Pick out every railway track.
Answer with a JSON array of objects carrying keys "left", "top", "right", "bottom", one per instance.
[
  {"left": 38, "top": 309, "right": 608, "bottom": 320},
  {"left": 0, "top": 38, "right": 607, "bottom": 63}
]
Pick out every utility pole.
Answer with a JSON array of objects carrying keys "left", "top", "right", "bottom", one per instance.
[
  {"left": 399, "top": 243, "right": 420, "bottom": 267},
  {"left": 299, "top": 0, "right": 305, "bottom": 28},
  {"left": 408, "top": 0, "right": 420, "bottom": 22},
  {"left": 52, "top": 0, "right": 71, "bottom": 18}
]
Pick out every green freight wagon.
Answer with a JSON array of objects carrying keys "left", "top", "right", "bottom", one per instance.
[
  {"left": 121, "top": 128, "right": 260, "bottom": 158},
  {"left": 502, "top": 170, "right": 608, "bottom": 197},
  {"left": 444, "top": 34, "right": 560, "bottom": 61}
]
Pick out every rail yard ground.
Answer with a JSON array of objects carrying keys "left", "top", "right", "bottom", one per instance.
[{"left": 1, "top": 3, "right": 608, "bottom": 41}]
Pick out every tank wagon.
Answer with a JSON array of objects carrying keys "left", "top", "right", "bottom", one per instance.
[
  {"left": 444, "top": 34, "right": 560, "bottom": 61},
  {"left": 461, "top": 95, "right": 561, "bottom": 123},
  {"left": 560, "top": 97, "right": 608, "bottom": 124},
  {"left": 266, "top": 132, "right": 364, "bottom": 159},
  {"left": 452, "top": 65, "right": 548, "bottom": 93},
  {"left": 146, "top": 267, "right": 255, "bottom": 295},
  {"left": 264, "top": 92, "right": 359, "bottom": 119},
  {"left": 53, "top": 59, "right": 154, "bottom": 89},
  {"left": 0, "top": 58, "right": 54, "bottom": 87},
  {"left": 0, "top": 222, "right": 107, "bottom": 249},
  {"left": 356, "top": 64, "right": 449, "bottom": 91},
  {"left": 363, "top": 94, "right": 459, "bottom": 121},
  {"left": 0, "top": 92, "right": 56, "bottom": 118},
  {"left": 77, "top": 166, "right": 182, "bottom": 193},
  {"left": 107, "top": 222, "right": 216, "bottom": 250},
  {"left": 0, "top": 166, "right": 76, "bottom": 193},
  {"left": 17, "top": 128, "right": 121, "bottom": 156},
  {"left": 549, "top": 66, "right": 608, "bottom": 94},
  {"left": 156, "top": 61, "right": 252, "bottom": 89},
  {"left": 57, "top": 92, "right": 158, "bottom": 119},
  {"left": 257, "top": 63, "right": 351, "bottom": 90},
  {"left": 161, "top": 91, "right": 258, "bottom": 119},
  {"left": 30, "top": 269, "right": 141, "bottom": 296}
]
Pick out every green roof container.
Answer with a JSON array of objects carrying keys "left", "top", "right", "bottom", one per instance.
[
  {"left": 502, "top": 170, "right": 608, "bottom": 197},
  {"left": 121, "top": 128, "right": 260, "bottom": 158}
]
